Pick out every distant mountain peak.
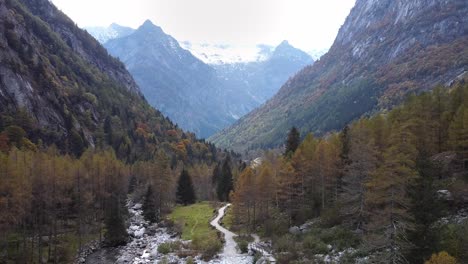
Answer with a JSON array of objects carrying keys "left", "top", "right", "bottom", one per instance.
[
  {"left": 279, "top": 40, "right": 291, "bottom": 47},
  {"left": 142, "top": 19, "right": 155, "bottom": 27},
  {"left": 137, "top": 19, "right": 164, "bottom": 34},
  {"left": 271, "top": 40, "right": 312, "bottom": 62}
]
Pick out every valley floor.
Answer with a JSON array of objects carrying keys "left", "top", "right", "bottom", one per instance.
[{"left": 84, "top": 201, "right": 256, "bottom": 264}]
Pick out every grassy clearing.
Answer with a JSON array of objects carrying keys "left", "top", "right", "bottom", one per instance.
[
  {"left": 168, "top": 202, "right": 222, "bottom": 259},
  {"left": 168, "top": 201, "right": 218, "bottom": 241}
]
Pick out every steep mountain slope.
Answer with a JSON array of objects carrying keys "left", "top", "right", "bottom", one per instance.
[
  {"left": 103, "top": 22, "right": 313, "bottom": 138},
  {"left": 0, "top": 0, "right": 217, "bottom": 161},
  {"left": 210, "top": 0, "right": 468, "bottom": 152},
  {"left": 215, "top": 40, "right": 313, "bottom": 104},
  {"left": 104, "top": 20, "right": 239, "bottom": 138},
  {"left": 85, "top": 23, "right": 135, "bottom": 44}
]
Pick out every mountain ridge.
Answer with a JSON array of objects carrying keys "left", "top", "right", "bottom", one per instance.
[{"left": 84, "top": 23, "right": 135, "bottom": 44}]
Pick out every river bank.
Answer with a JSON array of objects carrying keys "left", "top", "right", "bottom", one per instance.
[{"left": 83, "top": 201, "right": 260, "bottom": 263}]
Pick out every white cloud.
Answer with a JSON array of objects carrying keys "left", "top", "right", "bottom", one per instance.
[{"left": 51, "top": 0, "right": 356, "bottom": 51}]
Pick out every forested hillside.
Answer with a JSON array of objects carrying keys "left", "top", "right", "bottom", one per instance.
[
  {"left": 0, "top": 0, "right": 219, "bottom": 162},
  {"left": 211, "top": 0, "right": 468, "bottom": 152},
  {"left": 229, "top": 81, "right": 468, "bottom": 263}
]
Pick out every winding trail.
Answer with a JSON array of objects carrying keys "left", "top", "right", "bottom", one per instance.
[
  {"left": 210, "top": 204, "right": 238, "bottom": 256},
  {"left": 209, "top": 204, "right": 253, "bottom": 263}
]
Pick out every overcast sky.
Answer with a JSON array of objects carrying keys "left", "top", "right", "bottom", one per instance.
[{"left": 50, "top": 0, "right": 356, "bottom": 51}]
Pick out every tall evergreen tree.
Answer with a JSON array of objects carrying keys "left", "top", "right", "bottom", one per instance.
[
  {"left": 217, "top": 156, "right": 234, "bottom": 202},
  {"left": 142, "top": 185, "right": 158, "bottom": 223},
  {"left": 448, "top": 106, "right": 468, "bottom": 158},
  {"left": 176, "top": 169, "right": 196, "bottom": 205},
  {"left": 211, "top": 162, "right": 221, "bottom": 185},
  {"left": 407, "top": 153, "right": 444, "bottom": 263},
  {"left": 105, "top": 194, "right": 128, "bottom": 246},
  {"left": 285, "top": 126, "right": 300, "bottom": 157}
]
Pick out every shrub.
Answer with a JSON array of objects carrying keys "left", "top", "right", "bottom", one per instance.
[
  {"left": 158, "top": 243, "right": 172, "bottom": 254},
  {"left": 319, "top": 227, "right": 360, "bottom": 251},
  {"left": 238, "top": 240, "right": 249, "bottom": 253},
  {"left": 191, "top": 235, "right": 222, "bottom": 260},
  {"left": 320, "top": 205, "right": 343, "bottom": 228},
  {"left": 263, "top": 214, "right": 289, "bottom": 237},
  {"left": 302, "top": 234, "right": 329, "bottom": 254},
  {"left": 274, "top": 234, "right": 296, "bottom": 253},
  {"left": 437, "top": 222, "right": 468, "bottom": 261},
  {"left": 185, "top": 256, "right": 194, "bottom": 264},
  {"left": 158, "top": 241, "right": 182, "bottom": 254},
  {"left": 424, "top": 251, "right": 457, "bottom": 264}
]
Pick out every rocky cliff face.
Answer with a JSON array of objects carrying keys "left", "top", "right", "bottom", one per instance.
[
  {"left": 18, "top": 0, "right": 141, "bottom": 95},
  {"left": 0, "top": 0, "right": 176, "bottom": 153},
  {"left": 211, "top": 0, "right": 468, "bottom": 152}
]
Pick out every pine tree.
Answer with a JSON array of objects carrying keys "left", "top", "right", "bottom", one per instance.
[
  {"left": 105, "top": 193, "right": 128, "bottom": 246},
  {"left": 176, "top": 169, "right": 196, "bottom": 205},
  {"left": 217, "top": 156, "right": 233, "bottom": 202},
  {"left": 142, "top": 185, "right": 158, "bottom": 223},
  {"left": 407, "top": 153, "right": 444, "bottom": 263},
  {"left": 285, "top": 126, "right": 300, "bottom": 157},
  {"left": 448, "top": 106, "right": 468, "bottom": 158}
]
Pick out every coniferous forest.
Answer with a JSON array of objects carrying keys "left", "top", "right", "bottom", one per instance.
[{"left": 229, "top": 82, "right": 468, "bottom": 263}]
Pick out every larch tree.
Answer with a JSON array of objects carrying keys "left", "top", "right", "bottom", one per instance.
[
  {"left": 152, "top": 150, "right": 174, "bottom": 219},
  {"left": 232, "top": 168, "right": 256, "bottom": 229},
  {"left": 366, "top": 122, "right": 419, "bottom": 263},
  {"left": 277, "top": 157, "right": 301, "bottom": 225},
  {"left": 315, "top": 139, "right": 340, "bottom": 211},
  {"left": 256, "top": 164, "right": 276, "bottom": 222},
  {"left": 292, "top": 134, "right": 320, "bottom": 219},
  {"left": 340, "top": 121, "right": 378, "bottom": 232}
]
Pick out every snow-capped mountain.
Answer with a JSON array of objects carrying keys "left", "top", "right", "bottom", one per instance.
[
  {"left": 180, "top": 42, "right": 276, "bottom": 65},
  {"left": 84, "top": 23, "right": 135, "bottom": 44},
  {"left": 86, "top": 21, "right": 314, "bottom": 138},
  {"left": 307, "top": 48, "right": 329, "bottom": 60}
]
